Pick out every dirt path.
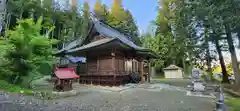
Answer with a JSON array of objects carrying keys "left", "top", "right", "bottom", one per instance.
[{"left": 0, "top": 83, "right": 215, "bottom": 111}]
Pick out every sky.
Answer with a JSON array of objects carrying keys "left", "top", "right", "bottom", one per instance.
[{"left": 78, "top": 0, "right": 158, "bottom": 34}]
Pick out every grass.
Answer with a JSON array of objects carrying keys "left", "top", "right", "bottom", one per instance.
[
  {"left": 152, "top": 73, "right": 165, "bottom": 79},
  {"left": 225, "top": 94, "right": 240, "bottom": 111},
  {"left": 0, "top": 80, "right": 34, "bottom": 95}
]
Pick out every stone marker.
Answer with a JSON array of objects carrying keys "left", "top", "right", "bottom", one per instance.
[{"left": 186, "top": 68, "right": 215, "bottom": 98}]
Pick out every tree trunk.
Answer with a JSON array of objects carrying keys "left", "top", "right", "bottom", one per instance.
[
  {"left": 224, "top": 23, "right": 240, "bottom": 86},
  {"left": 20, "top": 7, "right": 23, "bottom": 20},
  {"left": 214, "top": 36, "right": 229, "bottom": 83},
  {"left": 13, "top": 75, "right": 19, "bottom": 84},
  {"left": 236, "top": 26, "right": 240, "bottom": 48},
  {"left": 6, "top": 13, "right": 11, "bottom": 30},
  {"left": 190, "top": 57, "right": 193, "bottom": 76},
  {"left": 182, "top": 57, "right": 186, "bottom": 75},
  {"left": 206, "top": 43, "right": 213, "bottom": 80}
]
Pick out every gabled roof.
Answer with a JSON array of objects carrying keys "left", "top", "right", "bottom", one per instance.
[
  {"left": 54, "top": 68, "right": 79, "bottom": 79},
  {"left": 90, "top": 16, "right": 149, "bottom": 51},
  {"left": 55, "top": 39, "right": 82, "bottom": 54},
  {"left": 54, "top": 20, "right": 95, "bottom": 55},
  {"left": 67, "top": 38, "right": 116, "bottom": 53},
  {"left": 55, "top": 14, "right": 157, "bottom": 58},
  {"left": 164, "top": 65, "right": 182, "bottom": 70}
]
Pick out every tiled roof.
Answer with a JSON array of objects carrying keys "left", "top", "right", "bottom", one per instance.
[
  {"left": 67, "top": 38, "right": 116, "bottom": 53},
  {"left": 91, "top": 16, "right": 149, "bottom": 51},
  {"left": 55, "top": 39, "right": 82, "bottom": 54},
  {"left": 55, "top": 14, "right": 156, "bottom": 58},
  {"left": 54, "top": 68, "right": 79, "bottom": 79}
]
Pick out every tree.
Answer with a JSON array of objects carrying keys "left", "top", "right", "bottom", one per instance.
[
  {"left": 110, "top": 0, "right": 126, "bottom": 20},
  {"left": 108, "top": 0, "right": 127, "bottom": 31},
  {"left": 154, "top": 0, "right": 188, "bottom": 68},
  {"left": 107, "top": 0, "right": 126, "bottom": 32},
  {"left": 0, "top": 17, "right": 58, "bottom": 86},
  {"left": 81, "top": 1, "right": 90, "bottom": 39},
  {"left": 123, "top": 10, "right": 141, "bottom": 45},
  {"left": 107, "top": 0, "right": 140, "bottom": 45},
  {"left": 93, "top": 0, "right": 109, "bottom": 22},
  {"left": 5, "top": 0, "right": 85, "bottom": 47}
]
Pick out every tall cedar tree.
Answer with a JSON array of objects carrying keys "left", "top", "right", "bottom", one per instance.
[
  {"left": 110, "top": 0, "right": 126, "bottom": 20},
  {"left": 108, "top": 0, "right": 126, "bottom": 33},
  {"left": 82, "top": 1, "right": 90, "bottom": 38},
  {"left": 108, "top": 0, "right": 140, "bottom": 45},
  {"left": 124, "top": 10, "right": 141, "bottom": 45},
  {"left": 93, "top": 0, "right": 109, "bottom": 22}
]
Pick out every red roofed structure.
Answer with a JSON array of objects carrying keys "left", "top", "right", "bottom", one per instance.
[
  {"left": 54, "top": 67, "right": 79, "bottom": 91},
  {"left": 54, "top": 68, "right": 79, "bottom": 79}
]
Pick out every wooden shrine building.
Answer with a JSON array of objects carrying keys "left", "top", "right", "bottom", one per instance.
[
  {"left": 53, "top": 67, "right": 79, "bottom": 91},
  {"left": 55, "top": 16, "right": 157, "bottom": 86}
]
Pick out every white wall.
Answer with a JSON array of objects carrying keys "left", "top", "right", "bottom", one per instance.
[{"left": 164, "top": 69, "right": 183, "bottom": 79}]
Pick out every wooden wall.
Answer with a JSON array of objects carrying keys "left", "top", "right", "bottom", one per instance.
[
  {"left": 91, "top": 35, "right": 106, "bottom": 42},
  {"left": 78, "top": 43, "right": 148, "bottom": 86},
  {"left": 86, "top": 51, "right": 114, "bottom": 75}
]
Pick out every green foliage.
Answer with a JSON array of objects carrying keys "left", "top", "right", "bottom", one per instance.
[
  {"left": 0, "top": 38, "right": 14, "bottom": 79},
  {"left": 80, "top": 1, "right": 90, "bottom": 39},
  {"left": 94, "top": 0, "right": 109, "bottom": 22},
  {"left": 110, "top": 0, "right": 127, "bottom": 21},
  {"left": 141, "top": 32, "right": 175, "bottom": 68},
  {"left": 225, "top": 96, "right": 240, "bottom": 111},
  {"left": 107, "top": 0, "right": 141, "bottom": 45},
  {"left": 0, "top": 17, "right": 58, "bottom": 86},
  {"left": 0, "top": 80, "right": 33, "bottom": 95},
  {"left": 6, "top": 0, "right": 85, "bottom": 43},
  {"left": 143, "top": 0, "right": 188, "bottom": 69}
]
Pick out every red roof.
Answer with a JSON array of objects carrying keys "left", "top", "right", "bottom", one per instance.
[{"left": 54, "top": 68, "right": 79, "bottom": 79}]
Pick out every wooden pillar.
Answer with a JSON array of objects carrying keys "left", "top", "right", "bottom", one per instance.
[
  {"left": 86, "top": 52, "right": 88, "bottom": 75},
  {"left": 140, "top": 59, "right": 144, "bottom": 82},
  {"left": 123, "top": 56, "right": 126, "bottom": 73},
  {"left": 132, "top": 58, "right": 134, "bottom": 72},
  {"left": 112, "top": 49, "right": 116, "bottom": 86},
  {"left": 112, "top": 51, "right": 115, "bottom": 73},
  {"left": 97, "top": 55, "right": 99, "bottom": 71},
  {"left": 148, "top": 60, "right": 151, "bottom": 83}
]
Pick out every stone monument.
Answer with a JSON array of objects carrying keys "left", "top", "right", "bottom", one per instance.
[
  {"left": 191, "top": 68, "right": 205, "bottom": 91},
  {"left": 187, "top": 68, "right": 215, "bottom": 98}
]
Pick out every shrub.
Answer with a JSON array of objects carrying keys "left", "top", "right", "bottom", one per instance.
[
  {"left": 0, "top": 17, "right": 58, "bottom": 86},
  {"left": 0, "top": 80, "right": 33, "bottom": 95}
]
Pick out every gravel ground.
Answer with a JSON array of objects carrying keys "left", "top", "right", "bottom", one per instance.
[{"left": 0, "top": 84, "right": 215, "bottom": 111}]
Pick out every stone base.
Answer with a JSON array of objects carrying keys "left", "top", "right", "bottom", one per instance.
[{"left": 186, "top": 91, "right": 215, "bottom": 98}]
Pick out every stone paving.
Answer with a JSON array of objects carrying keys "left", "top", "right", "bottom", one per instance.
[{"left": 0, "top": 83, "right": 215, "bottom": 111}]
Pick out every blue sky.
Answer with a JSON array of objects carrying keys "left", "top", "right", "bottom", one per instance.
[{"left": 78, "top": 0, "right": 158, "bottom": 33}]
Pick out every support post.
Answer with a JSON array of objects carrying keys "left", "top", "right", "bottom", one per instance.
[
  {"left": 148, "top": 60, "right": 151, "bottom": 83},
  {"left": 97, "top": 55, "right": 99, "bottom": 71},
  {"left": 112, "top": 49, "right": 116, "bottom": 86},
  {"left": 140, "top": 59, "right": 144, "bottom": 82}
]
